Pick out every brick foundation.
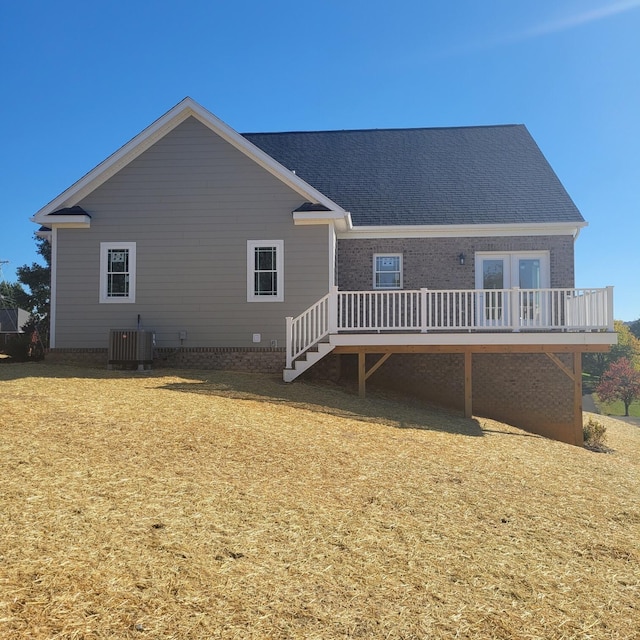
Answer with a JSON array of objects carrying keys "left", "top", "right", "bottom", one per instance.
[
  {"left": 334, "top": 352, "right": 581, "bottom": 445},
  {"left": 45, "top": 347, "right": 286, "bottom": 373}
]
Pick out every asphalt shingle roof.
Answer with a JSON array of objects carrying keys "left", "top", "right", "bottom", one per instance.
[{"left": 243, "top": 125, "right": 584, "bottom": 227}]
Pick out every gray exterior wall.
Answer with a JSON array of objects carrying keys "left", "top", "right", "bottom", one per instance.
[
  {"left": 54, "top": 117, "right": 331, "bottom": 349},
  {"left": 337, "top": 236, "right": 575, "bottom": 290}
]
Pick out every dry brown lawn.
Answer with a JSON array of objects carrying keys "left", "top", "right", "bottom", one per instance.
[{"left": 1, "top": 362, "right": 639, "bottom": 639}]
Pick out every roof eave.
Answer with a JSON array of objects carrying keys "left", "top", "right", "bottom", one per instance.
[
  {"left": 293, "top": 210, "right": 352, "bottom": 232},
  {"left": 338, "top": 221, "right": 587, "bottom": 239},
  {"left": 30, "top": 214, "right": 91, "bottom": 228}
]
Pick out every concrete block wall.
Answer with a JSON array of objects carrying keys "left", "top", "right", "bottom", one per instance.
[{"left": 337, "top": 236, "right": 575, "bottom": 290}]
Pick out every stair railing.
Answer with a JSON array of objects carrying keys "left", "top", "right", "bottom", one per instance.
[{"left": 285, "top": 288, "right": 335, "bottom": 369}]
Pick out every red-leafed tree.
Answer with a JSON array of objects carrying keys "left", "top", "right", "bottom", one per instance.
[{"left": 596, "top": 358, "right": 640, "bottom": 417}]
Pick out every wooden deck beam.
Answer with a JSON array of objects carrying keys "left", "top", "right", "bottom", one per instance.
[
  {"left": 545, "top": 353, "right": 576, "bottom": 381},
  {"left": 573, "top": 351, "right": 584, "bottom": 445},
  {"left": 358, "top": 352, "right": 393, "bottom": 398},
  {"left": 333, "top": 343, "right": 608, "bottom": 355}
]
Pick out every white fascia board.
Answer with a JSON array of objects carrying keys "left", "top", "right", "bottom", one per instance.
[
  {"left": 330, "top": 331, "right": 617, "bottom": 348},
  {"left": 31, "top": 214, "right": 91, "bottom": 228},
  {"left": 293, "top": 210, "right": 352, "bottom": 232},
  {"left": 337, "top": 221, "right": 587, "bottom": 240},
  {"left": 32, "top": 97, "right": 347, "bottom": 223}
]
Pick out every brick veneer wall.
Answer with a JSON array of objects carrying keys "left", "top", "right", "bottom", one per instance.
[
  {"left": 45, "top": 348, "right": 109, "bottom": 367},
  {"left": 333, "top": 351, "right": 580, "bottom": 445},
  {"left": 472, "top": 353, "right": 577, "bottom": 443},
  {"left": 337, "top": 236, "right": 575, "bottom": 290},
  {"left": 45, "top": 347, "right": 286, "bottom": 373}
]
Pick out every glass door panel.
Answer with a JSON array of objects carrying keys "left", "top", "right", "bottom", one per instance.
[
  {"left": 480, "top": 257, "right": 509, "bottom": 325},
  {"left": 519, "top": 258, "right": 542, "bottom": 325}
]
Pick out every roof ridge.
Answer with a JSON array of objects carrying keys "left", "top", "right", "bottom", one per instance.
[{"left": 243, "top": 124, "right": 525, "bottom": 136}]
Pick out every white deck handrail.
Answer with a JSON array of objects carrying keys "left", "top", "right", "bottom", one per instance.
[
  {"left": 336, "top": 287, "right": 614, "bottom": 332},
  {"left": 285, "top": 292, "right": 332, "bottom": 369},
  {"left": 285, "top": 286, "right": 614, "bottom": 367}
]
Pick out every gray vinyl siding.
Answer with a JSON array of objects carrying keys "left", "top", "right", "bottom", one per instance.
[{"left": 54, "top": 117, "right": 330, "bottom": 348}]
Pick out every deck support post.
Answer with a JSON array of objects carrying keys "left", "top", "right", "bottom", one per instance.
[
  {"left": 358, "top": 352, "right": 366, "bottom": 398},
  {"left": 464, "top": 350, "right": 473, "bottom": 418},
  {"left": 574, "top": 351, "right": 583, "bottom": 446},
  {"left": 358, "top": 351, "right": 393, "bottom": 399},
  {"left": 545, "top": 351, "right": 585, "bottom": 447}
]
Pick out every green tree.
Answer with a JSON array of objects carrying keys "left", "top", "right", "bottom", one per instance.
[
  {"left": 0, "top": 280, "right": 30, "bottom": 312},
  {"left": 15, "top": 235, "right": 51, "bottom": 347},
  {"left": 629, "top": 318, "right": 640, "bottom": 341},
  {"left": 583, "top": 320, "right": 640, "bottom": 379},
  {"left": 596, "top": 358, "right": 640, "bottom": 417}
]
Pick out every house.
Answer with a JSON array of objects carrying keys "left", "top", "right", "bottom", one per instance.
[
  {"left": 0, "top": 307, "right": 31, "bottom": 349},
  {"left": 32, "top": 98, "right": 616, "bottom": 445}
]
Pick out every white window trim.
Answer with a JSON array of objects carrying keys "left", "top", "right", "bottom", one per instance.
[
  {"left": 247, "top": 240, "right": 284, "bottom": 302},
  {"left": 100, "top": 242, "right": 137, "bottom": 303},
  {"left": 474, "top": 251, "right": 550, "bottom": 289},
  {"left": 373, "top": 253, "right": 403, "bottom": 290}
]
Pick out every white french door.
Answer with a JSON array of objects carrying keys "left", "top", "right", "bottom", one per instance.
[{"left": 475, "top": 252, "right": 549, "bottom": 327}]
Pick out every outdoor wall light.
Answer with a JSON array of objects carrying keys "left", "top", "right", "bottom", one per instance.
[{"left": 458, "top": 253, "right": 465, "bottom": 266}]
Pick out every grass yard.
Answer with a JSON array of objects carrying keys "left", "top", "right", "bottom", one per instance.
[
  {"left": 594, "top": 395, "right": 640, "bottom": 418},
  {"left": 1, "top": 363, "right": 639, "bottom": 639}
]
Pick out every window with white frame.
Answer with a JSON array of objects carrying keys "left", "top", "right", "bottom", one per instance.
[
  {"left": 373, "top": 253, "right": 403, "bottom": 289},
  {"left": 247, "top": 240, "right": 284, "bottom": 302},
  {"left": 100, "top": 242, "right": 136, "bottom": 303}
]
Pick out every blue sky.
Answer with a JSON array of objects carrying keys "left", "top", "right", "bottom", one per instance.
[{"left": 1, "top": 0, "right": 638, "bottom": 320}]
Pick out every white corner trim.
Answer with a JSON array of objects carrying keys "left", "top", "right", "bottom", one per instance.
[
  {"left": 32, "top": 97, "right": 347, "bottom": 223},
  {"left": 337, "top": 221, "right": 588, "bottom": 240},
  {"left": 329, "top": 223, "right": 336, "bottom": 289},
  {"left": 49, "top": 228, "right": 58, "bottom": 348}
]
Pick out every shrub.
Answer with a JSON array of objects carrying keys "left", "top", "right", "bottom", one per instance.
[
  {"left": 583, "top": 417, "right": 608, "bottom": 450},
  {"left": 2, "top": 333, "right": 31, "bottom": 362}
]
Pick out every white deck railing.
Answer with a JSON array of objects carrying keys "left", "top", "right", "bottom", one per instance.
[
  {"left": 336, "top": 287, "right": 614, "bottom": 332},
  {"left": 285, "top": 292, "right": 333, "bottom": 369},
  {"left": 286, "top": 286, "right": 614, "bottom": 366}
]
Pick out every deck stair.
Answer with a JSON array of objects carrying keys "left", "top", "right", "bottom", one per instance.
[{"left": 283, "top": 341, "right": 334, "bottom": 382}]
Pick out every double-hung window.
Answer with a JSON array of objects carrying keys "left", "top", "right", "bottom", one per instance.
[
  {"left": 373, "top": 253, "right": 403, "bottom": 289},
  {"left": 100, "top": 242, "right": 136, "bottom": 303},
  {"left": 247, "top": 240, "right": 284, "bottom": 302}
]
